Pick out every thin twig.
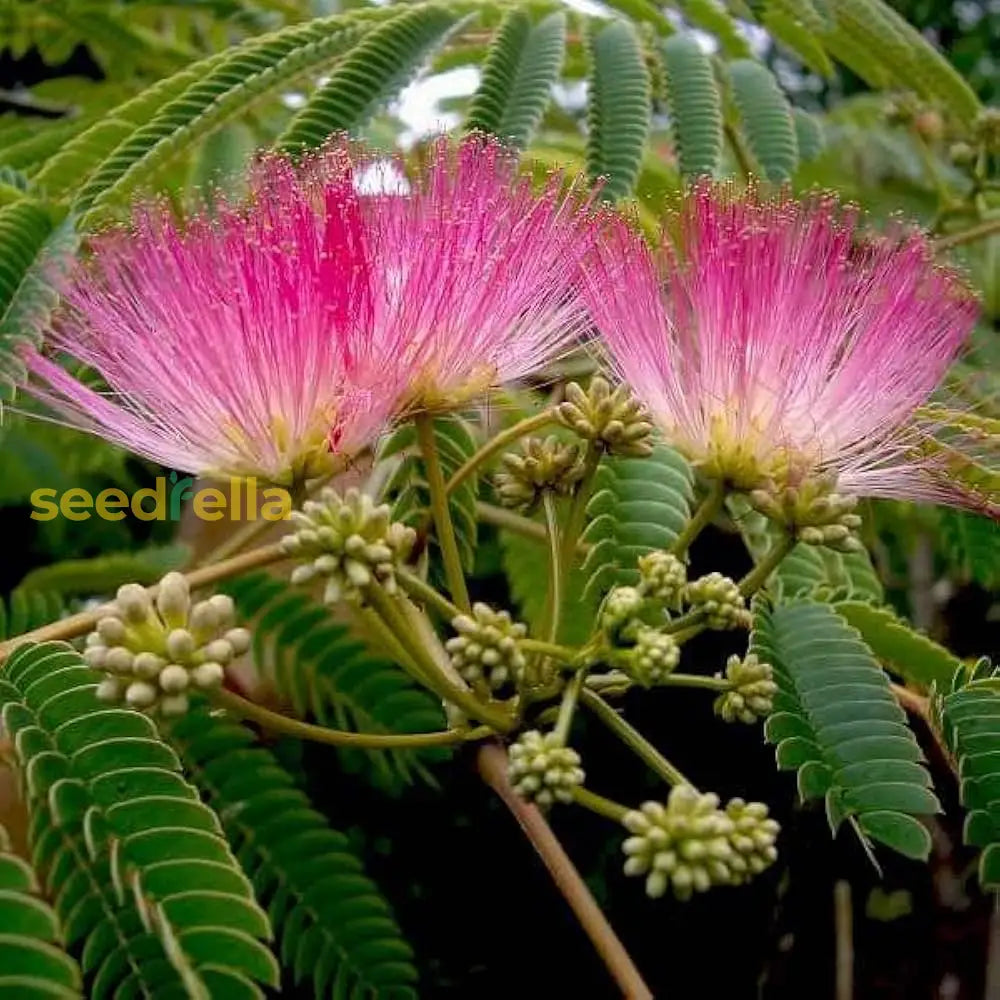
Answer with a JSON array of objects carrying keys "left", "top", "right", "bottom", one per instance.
[
  {"left": 936, "top": 215, "right": 1000, "bottom": 250},
  {"left": 477, "top": 742, "right": 653, "bottom": 999},
  {"left": 0, "top": 542, "right": 289, "bottom": 663},
  {"left": 834, "top": 880, "right": 853, "bottom": 1000}
]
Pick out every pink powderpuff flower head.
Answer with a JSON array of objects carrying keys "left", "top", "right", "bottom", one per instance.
[
  {"left": 581, "top": 181, "right": 985, "bottom": 511},
  {"left": 25, "top": 151, "right": 397, "bottom": 487},
  {"left": 357, "top": 134, "right": 605, "bottom": 412}
]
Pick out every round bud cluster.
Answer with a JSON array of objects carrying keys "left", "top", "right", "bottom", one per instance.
[
  {"left": 621, "top": 785, "right": 779, "bottom": 900},
  {"left": 599, "top": 586, "right": 646, "bottom": 638},
  {"left": 724, "top": 798, "right": 780, "bottom": 883},
  {"left": 628, "top": 627, "right": 681, "bottom": 686},
  {"left": 749, "top": 482, "right": 863, "bottom": 553},
  {"left": 494, "top": 436, "right": 585, "bottom": 512},
  {"left": 508, "top": 730, "right": 585, "bottom": 807},
  {"left": 84, "top": 573, "right": 250, "bottom": 717},
  {"left": 637, "top": 551, "right": 687, "bottom": 611},
  {"left": 556, "top": 377, "right": 654, "bottom": 457},
  {"left": 446, "top": 603, "right": 528, "bottom": 692},
  {"left": 281, "top": 488, "right": 416, "bottom": 604},
  {"left": 684, "top": 573, "right": 751, "bottom": 630},
  {"left": 713, "top": 653, "right": 778, "bottom": 724}
]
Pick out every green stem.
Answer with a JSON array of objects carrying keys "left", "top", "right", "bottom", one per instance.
[
  {"left": 365, "top": 584, "right": 514, "bottom": 732},
  {"left": 657, "top": 673, "right": 730, "bottom": 692},
  {"left": 572, "top": 786, "right": 631, "bottom": 823},
  {"left": 519, "top": 638, "right": 581, "bottom": 662},
  {"left": 415, "top": 412, "right": 470, "bottom": 612},
  {"left": 560, "top": 445, "right": 602, "bottom": 573},
  {"left": 662, "top": 609, "right": 706, "bottom": 636},
  {"left": 554, "top": 669, "right": 586, "bottom": 744},
  {"left": 671, "top": 479, "right": 726, "bottom": 560},
  {"left": 356, "top": 606, "right": 427, "bottom": 679},
  {"left": 542, "top": 491, "right": 564, "bottom": 645},
  {"left": 213, "top": 688, "right": 492, "bottom": 748},
  {"left": 738, "top": 533, "right": 796, "bottom": 597},
  {"left": 445, "top": 409, "right": 557, "bottom": 495},
  {"left": 580, "top": 688, "right": 693, "bottom": 788},
  {"left": 475, "top": 501, "right": 589, "bottom": 554},
  {"left": 936, "top": 215, "right": 1000, "bottom": 250},
  {"left": 397, "top": 569, "right": 461, "bottom": 621}
]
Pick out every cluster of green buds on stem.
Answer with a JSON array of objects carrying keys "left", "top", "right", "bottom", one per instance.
[
  {"left": 683, "top": 573, "right": 752, "bottom": 630},
  {"left": 446, "top": 602, "right": 528, "bottom": 694},
  {"left": 494, "top": 436, "right": 584, "bottom": 512},
  {"left": 556, "top": 377, "right": 654, "bottom": 457},
  {"left": 621, "top": 786, "right": 779, "bottom": 900},
  {"left": 84, "top": 572, "right": 249, "bottom": 717},
  {"left": 637, "top": 551, "right": 687, "bottom": 611},
  {"left": 508, "top": 729, "right": 585, "bottom": 808},
  {"left": 282, "top": 487, "right": 416, "bottom": 603},
  {"left": 713, "top": 653, "right": 777, "bottom": 724},
  {"left": 750, "top": 477, "right": 862, "bottom": 553}
]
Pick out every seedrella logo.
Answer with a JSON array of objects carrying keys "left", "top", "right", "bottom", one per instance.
[{"left": 30, "top": 472, "right": 293, "bottom": 522}]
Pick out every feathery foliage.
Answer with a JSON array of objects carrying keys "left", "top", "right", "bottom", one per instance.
[
  {"left": 169, "top": 705, "right": 420, "bottom": 999},
  {"left": 753, "top": 600, "right": 940, "bottom": 861},
  {"left": 0, "top": 641, "right": 279, "bottom": 996}
]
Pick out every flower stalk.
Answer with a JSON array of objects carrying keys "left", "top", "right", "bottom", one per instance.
[{"left": 415, "top": 411, "right": 471, "bottom": 612}]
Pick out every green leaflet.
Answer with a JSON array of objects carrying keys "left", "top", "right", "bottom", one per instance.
[
  {"left": 678, "top": 0, "right": 752, "bottom": 57},
  {"left": 277, "top": 5, "right": 463, "bottom": 150},
  {"left": 465, "top": 10, "right": 566, "bottom": 149},
  {"left": 939, "top": 509, "right": 1000, "bottom": 589},
  {"left": 15, "top": 544, "right": 190, "bottom": 599},
  {"left": 0, "top": 825, "right": 81, "bottom": 998},
  {"left": 0, "top": 203, "right": 76, "bottom": 402},
  {"left": 792, "top": 108, "right": 826, "bottom": 160},
  {"left": 581, "top": 445, "right": 693, "bottom": 603},
  {"left": 660, "top": 34, "right": 724, "bottom": 179},
  {"left": 223, "top": 573, "right": 448, "bottom": 794},
  {"left": 586, "top": 19, "right": 651, "bottom": 201},
  {"left": 834, "top": 600, "right": 962, "bottom": 690},
  {"left": 753, "top": 600, "right": 939, "bottom": 861},
  {"left": 0, "top": 641, "right": 278, "bottom": 996},
  {"left": 0, "top": 590, "right": 64, "bottom": 642},
  {"left": 728, "top": 59, "right": 799, "bottom": 182},
  {"left": 169, "top": 706, "right": 419, "bottom": 1000},
  {"left": 934, "top": 662, "right": 1000, "bottom": 889},
  {"left": 77, "top": 9, "right": 393, "bottom": 218},
  {"left": 379, "top": 414, "right": 479, "bottom": 573}
]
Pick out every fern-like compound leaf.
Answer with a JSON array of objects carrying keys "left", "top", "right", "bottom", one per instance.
[
  {"left": 581, "top": 444, "right": 693, "bottom": 602},
  {"left": 660, "top": 34, "right": 724, "bottom": 179},
  {"left": 586, "top": 19, "right": 651, "bottom": 201},
  {"left": 728, "top": 59, "right": 799, "bottom": 182},
  {"left": 465, "top": 10, "right": 566, "bottom": 149},
  {"left": 0, "top": 641, "right": 278, "bottom": 995},
  {"left": 753, "top": 600, "right": 939, "bottom": 861},
  {"left": 169, "top": 706, "right": 420, "bottom": 999}
]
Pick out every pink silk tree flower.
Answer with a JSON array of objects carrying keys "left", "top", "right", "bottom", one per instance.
[
  {"left": 25, "top": 152, "right": 396, "bottom": 487},
  {"left": 359, "top": 135, "right": 604, "bottom": 412},
  {"left": 581, "top": 182, "right": 985, "bottom": 511}
]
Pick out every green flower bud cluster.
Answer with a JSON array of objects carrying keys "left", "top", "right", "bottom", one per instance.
[
  {"left": 556, "top": 377, "right": 654, "bottom": 457},
  {"left": 628, "top": 626, "right": 681, "bottom": 686},
  {"left": 713, "top": 653, "right": 777, "bottom": 724},
  {"left": 637, "top": 551, "right": 687, "bottom": 611},
  {"left": 446, "top": 603, "right": 528, "bottom": 692},
  {"left": 750, "top": 481, "right": 863, "bottom": 553},
  {"left": 494, "top": 436, "right": 585, "bottom": 512},
  {"left": 684, "top": 573, "right": 751, "bottom": 630},
  {"left": 508, "top": 730, "right": 585, "bottom": 807},
  {"left": 598, "top": 586, "right": 646, "bottom": 638},
  {"left": 621, "top": 785, "right": 779, "bottom": 900},
  {"left": 84, "top": 573, "right": 249, "bottom": 717},
  {"left": 282, "top": 488, "right": 416, "bottom": 603}
]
